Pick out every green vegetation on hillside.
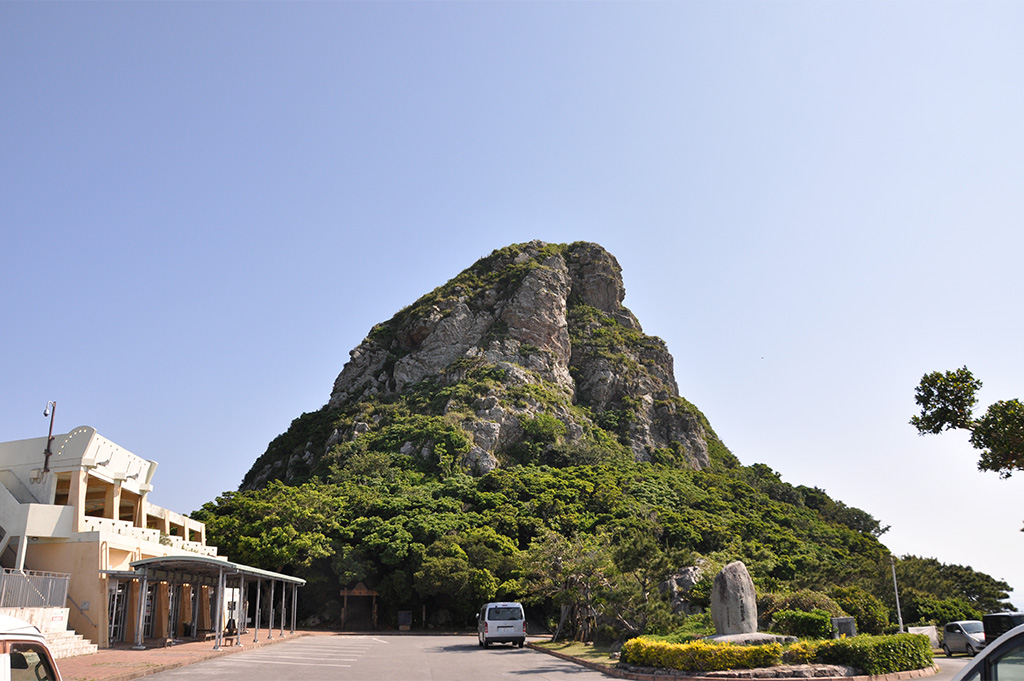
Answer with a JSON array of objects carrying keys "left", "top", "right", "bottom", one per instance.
[
  {"left": 196, "top": 454, "right": 1011, "bottom": 638},
  {"left": 214, "top": 248, "right": 1015, "bottom": 642}
]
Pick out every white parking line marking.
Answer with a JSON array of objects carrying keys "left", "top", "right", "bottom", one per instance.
[
  {"left": 250, "top": 654, "right": 357, "bottom": 660},
  {"left": 229, "top": 659, "right": 352, "bottom": 668}
]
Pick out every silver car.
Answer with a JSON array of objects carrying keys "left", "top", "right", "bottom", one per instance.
[
  {"left": 950, "top": 622, "right": 1024, "bottom": 681},
  {"left": 945, "top": 620, "right": 987, "bottom": 657}
]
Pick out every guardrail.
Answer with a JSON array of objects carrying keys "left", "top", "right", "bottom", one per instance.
[{"left": 0, "top": 568, "right": 70, "bottom": 608}]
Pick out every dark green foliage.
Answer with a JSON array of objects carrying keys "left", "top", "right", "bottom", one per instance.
[
  {"left": 772, "top": 609, "right": 834, "bottom": 639},
  {"left": 892, "top": 556, "right": 1012, "bottom": 617},
  {"left": 216, "top": 250, "right": 1015, "bottom": 638},
  {"left": 830, "top": 586, "right": 889, "bottom": 634},
  {"left": 899, "top": 590, "right": 982, "bottom": 625},
  {"left": 973, "top": 399, "right": 1024, "bottom": 478},
  {"left": 911, "top": 367, "right": 982, "bottom": 434},
  {"left": 759, "top": 590, "right": 845, "bottom": 630},
  {"left": 197, "top": 454, "right": 1014, "bottom": 636},
  {"left": 816, "top": 634, "right": 933, "bottom": 675}
]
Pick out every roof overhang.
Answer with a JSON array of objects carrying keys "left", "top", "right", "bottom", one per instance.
[{"left": 127, "top": 555, "right": 305, "bottom": 588}]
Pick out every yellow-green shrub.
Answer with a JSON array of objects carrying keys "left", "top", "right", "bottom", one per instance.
[
  {"left": 620, "top": 638, "right": 782, "bottom": 672},
  {"left": 782, "top": 639, "right": 822, "bottom": 664}
]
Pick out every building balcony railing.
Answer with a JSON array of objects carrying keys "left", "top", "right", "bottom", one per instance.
[{"left": 80, "top": 517, "right": 217, "bottom": 556}]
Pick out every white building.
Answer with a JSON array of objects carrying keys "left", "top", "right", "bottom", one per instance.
[{"left": 0, "top": 426, "right": 302, "bottom": 652}]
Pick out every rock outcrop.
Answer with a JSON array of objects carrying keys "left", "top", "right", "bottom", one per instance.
[{"left": 243, "top": 241, "right": 720, "bottom": 489}]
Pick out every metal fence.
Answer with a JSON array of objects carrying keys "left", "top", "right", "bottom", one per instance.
[{"left": 0, "top": 568, "right": 70, "bottom": 608}]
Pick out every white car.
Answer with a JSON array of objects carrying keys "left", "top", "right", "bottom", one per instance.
[
  {"left": 950, "top": 622, "right": 1024, "bottom": 681},
  {"left": 0, "top": 615, "right": 62, "bottom": 681}
]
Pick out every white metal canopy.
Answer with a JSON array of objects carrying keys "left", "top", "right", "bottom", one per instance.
[{"left": 126, "top": 555, "right": 305, "bottom": 650}]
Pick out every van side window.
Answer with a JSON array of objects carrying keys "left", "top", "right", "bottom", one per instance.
[{"left": 9, "top": 643, "right": 58, "bottom": 681}]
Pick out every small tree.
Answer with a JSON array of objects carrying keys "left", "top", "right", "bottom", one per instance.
[
  {"left": 519, "top": 530, "right": 613, "bottom": 642},
  {"left": 911, "top": 367, "right": 1024, "bottom": 479}
]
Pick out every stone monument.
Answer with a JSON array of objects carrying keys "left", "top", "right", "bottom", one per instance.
[{"left": 710, "top": 561, "right": 758, "bottom": 635}]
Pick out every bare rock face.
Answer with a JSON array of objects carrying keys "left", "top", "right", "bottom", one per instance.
[
  {"left": 661, "top": 565, "right": 704, "bottom": 615},
  {"left": 711, "top": 561, "right": 758, "bottom": 635},
  {"left": 244, "top": 241, "right": 717, "bottom": 489}
]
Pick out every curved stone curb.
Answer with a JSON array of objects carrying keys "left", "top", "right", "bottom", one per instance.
[{"left": 527, "top": 644, "right": 940, "bottom": 681}]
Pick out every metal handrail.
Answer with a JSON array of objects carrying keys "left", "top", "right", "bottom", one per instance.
[{"left": 65, "top": 593, "right": 97, "bottom": 628}]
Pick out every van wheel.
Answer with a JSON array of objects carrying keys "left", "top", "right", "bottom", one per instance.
[
  {"left": 966, "top": 644, "right": 977, "bottom": 657},
  {"left": 518, "top": 640, "right": 525, "bottom": 648},
  {"left": 942, "top": 645, "right": 952, "bottom": 657},
  {"left": 483, "top": 640, "right": 490, "bottom": 648}
]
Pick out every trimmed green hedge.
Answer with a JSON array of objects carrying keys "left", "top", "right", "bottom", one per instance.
[
  {"left": 816, "top": 633, "right": 933, "bottom": 675},
  {"left": 620, "top": 634, "right": 933, "bottom": 675},
  {"left": 773, "top": 609, "right": 834, "bottom": 639}
]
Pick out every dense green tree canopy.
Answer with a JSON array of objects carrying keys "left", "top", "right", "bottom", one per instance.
[{"left": 194, "top": 453, "right": 1013, "bottom": 638}]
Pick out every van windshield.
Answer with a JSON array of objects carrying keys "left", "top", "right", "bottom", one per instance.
[
  {"left": 963, "top": 622, "right": 984, "bottom": 634},
  {"left": 488, "top": 607, "right": 523, "bottom": 621}
]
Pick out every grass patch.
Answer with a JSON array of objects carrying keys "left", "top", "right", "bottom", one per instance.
[{"left": 533, "top": 641, "right": 618, "bottom": 667}]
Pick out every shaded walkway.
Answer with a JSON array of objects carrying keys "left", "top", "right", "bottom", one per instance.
[{"left": 58, "top": 630, "right": 330, "bottom": 681}]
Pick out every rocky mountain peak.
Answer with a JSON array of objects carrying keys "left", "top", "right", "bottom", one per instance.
[{"left": 243, "top": 241, "right": 717, "bottom": 490}]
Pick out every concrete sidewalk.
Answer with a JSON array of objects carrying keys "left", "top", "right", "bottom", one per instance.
[{"left": 57, "top": 630, "right": 330, "bottom": 681}]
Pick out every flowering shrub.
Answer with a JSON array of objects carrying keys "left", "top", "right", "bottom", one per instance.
[
  {"left": 620, "top": 638, "right": 782, "bottom": 672},
  {"left": 782, "top": 639, "right": 821, "bottom": 664},
  {"left": 621, "top": 634, "right": 933, "bottom": 675}
]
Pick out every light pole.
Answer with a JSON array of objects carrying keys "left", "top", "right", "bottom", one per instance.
[
  {"left": 42, "top": 400, "right": 56, "bottom": 473},
  {"left": 891, "top": 555, "right": 905, "bottom": 633}
]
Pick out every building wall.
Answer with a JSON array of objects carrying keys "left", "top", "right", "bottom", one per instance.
[
  {"left": 25, "top": 541, "right": 104, "bottom": 645},
  {"left": 1, "top": 426, "right": 220, "bottom": 649}
]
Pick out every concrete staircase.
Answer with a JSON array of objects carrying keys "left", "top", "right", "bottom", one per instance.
[
  {"left": 44, "top": 627, "right": 98, "bottom": 659},
  {"left": 0, "top": 607, "right": 98, "bottom": 658}
]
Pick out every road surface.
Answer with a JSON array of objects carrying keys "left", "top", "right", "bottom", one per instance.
[{"left": 140, "top": 633, "right": 609, "bottom": 681}]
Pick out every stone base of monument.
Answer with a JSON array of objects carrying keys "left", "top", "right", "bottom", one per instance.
[
  {"left": 696, "top": 664, "right": 860, "bottom": 678},
  {"left": 707, "top": 633, "right": 797, "bottom": 645}
]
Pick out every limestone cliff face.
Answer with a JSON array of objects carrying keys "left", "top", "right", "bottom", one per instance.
[{"left": 243, "top": 241, "right": 716, "bottom": 489}]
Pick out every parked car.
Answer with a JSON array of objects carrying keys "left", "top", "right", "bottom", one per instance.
[
  {"left": 944, "top": 620, "right": 987, "bottom": 657},
  {"left": 477, "top": 602, "right": 526, "bottom": 648},
  {"left": 950, "top": 622, "right": 1024, "bottom": 681},
  {"left": 983, "top": 613, "right": 1024, "bottom": 646},
  {"left": 0, "top": 615, "right": 62, "bottom": 681}
]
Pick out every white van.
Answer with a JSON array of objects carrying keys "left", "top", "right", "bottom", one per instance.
[
  {"left": 0, "top": 615, "right": 62, "bottom": 681},
  {"left": 477, "top": 602, "right": 526, "bottom": 648}
]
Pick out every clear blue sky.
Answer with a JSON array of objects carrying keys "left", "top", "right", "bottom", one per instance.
[{"left": 3, "top": 2, "right": 1022, "bottom": 609}]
